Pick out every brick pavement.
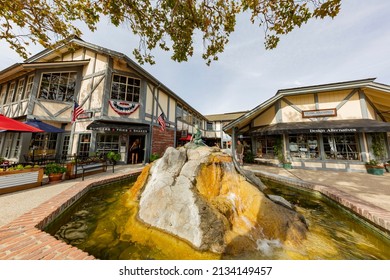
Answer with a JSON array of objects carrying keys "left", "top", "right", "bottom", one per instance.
[{"left": 0, "top": 166, "right": 142, "bottom": 260}]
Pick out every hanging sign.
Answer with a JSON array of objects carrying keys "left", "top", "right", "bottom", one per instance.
[
  {"left": 302, "top": 108, "right": 337, "bottom": 118},
  {"left": 109, "top": 100, "right": 140, "bottom": 115}
]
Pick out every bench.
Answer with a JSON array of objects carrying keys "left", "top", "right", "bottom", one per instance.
[
  {"left": 61, "top": 155, "right": 115, "bottom": 180},
  {"left": 254, "top": 157, "right": 280, "bottom": 166}
]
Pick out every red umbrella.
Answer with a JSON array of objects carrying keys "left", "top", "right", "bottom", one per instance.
[{"left": 0, "top": 114, "right": 44, "bottom": 132}]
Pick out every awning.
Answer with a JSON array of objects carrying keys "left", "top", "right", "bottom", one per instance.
[
  {"left": 179, "top": 134, "right": 192, "bottom": 141},
  {"left": 0, "top": 114, "right": 43, "bottom": 132},
  {"left": 252, "top": 119, "right": 390, "bottom": 135},
  {"left": 87, "top": 121, "right": 149, "bottom": 133},
  {"left": 24, "top": 119, "right": 65, "bottom": 133}
]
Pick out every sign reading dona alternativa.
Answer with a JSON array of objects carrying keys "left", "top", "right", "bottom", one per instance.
[{"left": 309, "top": 128, "right": 357, "bottom": 133}]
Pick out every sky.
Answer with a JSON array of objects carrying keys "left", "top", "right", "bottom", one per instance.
[{"left": 1, "top": 0, "right": 390, "bottom": 116}]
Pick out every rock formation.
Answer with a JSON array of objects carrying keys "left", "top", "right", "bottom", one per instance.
[{"left": 127, "top": 145, "right": 307, "bottom": 255}]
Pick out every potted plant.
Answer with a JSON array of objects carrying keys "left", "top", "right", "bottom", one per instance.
[
  {"left": 365, "top": 160, "right": 385, "bottom": 175},
  {"left": 44, "top": 163, "right": 67, "bottom": 182},
  {"left": 106, "top": 151, "right": 121, "bottom": 165},
  {"left": 281, "top": 156, "right": 292, "bottom": 169}
]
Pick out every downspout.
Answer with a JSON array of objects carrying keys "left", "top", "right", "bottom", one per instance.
[{"left": 148, "top": 83, "right": 161, "bottom": 162}]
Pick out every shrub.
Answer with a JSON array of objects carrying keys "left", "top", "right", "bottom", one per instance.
[
  {"left": 44, "top": 163, "right": 67, "bottom": 175},
  {"left": 150, "top": 153, "right": 160, "bottom": 162}
]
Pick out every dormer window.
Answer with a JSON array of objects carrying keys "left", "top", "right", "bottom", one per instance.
[
  {"left": 111, "top": 74, "right": 140, "bottom": 102},
  {"left": 38, "top": 72, "right": 77, "bottom": 102}
]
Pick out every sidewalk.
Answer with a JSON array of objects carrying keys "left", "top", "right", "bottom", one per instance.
[
  {"left": 0, "top": 163, "right": 389, "bottom": 259},
  {"left": 244, "top": 164, "right": 390, "bottom": 234}
]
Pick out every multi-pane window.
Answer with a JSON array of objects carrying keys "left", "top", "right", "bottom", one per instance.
[
  {"left": 32, "top": 133, "right": 58, "bottom": 154},
  {"left": 61, "top": 135, "right": 70, "bottom": 157},
  {"left": 78, "top": 134, "right": 91, "bottom": 158},
  {"left": 0, "top": 85, "right": 6, "bottom": 105},
  {"left": 206, "top": 122, "right": 213, "bottom": 131},
  {"left": 1, "top": 133, "right": 20, "bottom": 158},
  {"left": 6, "top": 82, "right": 15, "bottom": 104},
  {"left": 323, "top": 133, "right": 360, "bottom": 160},
  {"left": 255, "top": 136, "right": 278, "bottom": 159},
  {"left": 23, "top": 75, "right": 34, "bottom": 99},
  {"left": 12, "top": 133, "right": 21, "bottom": 158},
  {"left": 38, "top": 72, "right": 77, "bottom": 102},
  {"left": 96, "top": 134, "right": 119, "bottom": 155},
  {"left": 288, "top": 134, "right": 320, "bottom": 159},
  {"left": 111, "top": 74, "right": 140, "bottom": 102},
  {"left": 15, "top": 79, "right": 25, "bottom": 102}
]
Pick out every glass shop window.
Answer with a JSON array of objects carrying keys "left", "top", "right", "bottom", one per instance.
[
  {"left": 288, "top": 134, "right": 320, "bottom": 159},
  {"left": 96, "top": 134, "right": 119, "bottom": 156},
  {"left": 78, "top": 134, "right": 91, "bottom": 159},
  {"left": 255, "top": 136, "right": 278, "bottom": 159},
  {"left": 323, "top": 133, "right": 360, "bottom": 161}
]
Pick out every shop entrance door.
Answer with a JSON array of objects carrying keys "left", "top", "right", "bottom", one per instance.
[{"left": 128, "top": 135, "right": 145, "bottom": 164}]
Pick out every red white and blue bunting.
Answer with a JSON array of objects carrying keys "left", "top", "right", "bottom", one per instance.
[{"left": 109, "top": 100, "right": 140, "bottom": 115}]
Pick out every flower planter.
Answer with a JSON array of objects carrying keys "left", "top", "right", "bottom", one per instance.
[
  {"left": 366, "top": 166, "right": 385, "bottom": 175},
  {"left": 48, "top": 173, "right": 64, "bottom": 182},
  {"left": 0, "top": 168, "right": 44, "bottom": 195}
]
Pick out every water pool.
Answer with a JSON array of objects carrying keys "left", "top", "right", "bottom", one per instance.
[{"left": 44, "top": 179, "right": 390, "bottom": 260}]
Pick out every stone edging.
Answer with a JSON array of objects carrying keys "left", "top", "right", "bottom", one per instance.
[
  {"left": 0, "top": 171, "right": 141, "bottom": 260},
  {"left": 254, "top": 170, "right": 390, "bottom": 237}
]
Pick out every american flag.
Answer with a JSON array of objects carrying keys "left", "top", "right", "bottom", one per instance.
[
  {"left": 157, "top": 113, "right": 166, "bottom": 131},
  {"left": 72, "top": 102, "right": 85, "bottom": 123}
]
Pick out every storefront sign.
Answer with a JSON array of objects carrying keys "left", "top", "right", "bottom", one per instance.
[
  {"left": 90, "top": 127, "right": 149, "bottom": 133},
  {"left": 77, "top": 112, "right": 93, "bottom": 119},
  {"left": 302, "top": 108, "right": 337, "bottom": 118},
  {"left": 309, "top": 128, "right": 357, "bottom": 133}
]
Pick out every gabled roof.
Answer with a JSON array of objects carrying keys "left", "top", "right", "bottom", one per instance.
[
  {"left": 205, "top": 111, "right": 248, "bottom": 122},
  {"left": 1, "top": 37, "right": 206, "bottom": 121},
  {"left": 224, "top": 78, "right": 390, "bottom": 133}
]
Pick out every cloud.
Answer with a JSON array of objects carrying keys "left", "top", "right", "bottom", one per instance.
[{"left": 1, "top": 0, "right": 390, "bottom": 115}]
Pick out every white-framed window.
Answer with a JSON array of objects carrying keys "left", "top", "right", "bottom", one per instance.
[
  {"left": 78, "top": 134, "right": 91, "bottom": 158},
  {"left": 111, "top": 74, "right": 141, "bottom": 102},
  {"left": 23, "top": 75, "right": 34, "bottom": 99},
  {"left": 12, "top": 133, "right": 21, "bottom": 158},
  {"left": 6, "top": 82, "right": 15, "bottom": 104},
  {"left": 0, "top": 84, "right": 6, "bottom": 105},
  {"left": 2, "top": 133, "right": 20, "bottom": 158},
  {"left": 323, "top": 133, "right": 360, "bottom": 160},
  {"left": 206, "top": 122, "right": 213, "bottom": 131},
  {"left": 289, "top": 134, "right": 320, "bottom": 159},
  {"left": 38, "top": 72, "right": 77, "bottom": 102},
  {"left": 15, "top": 78, "right": 25, "bottom": 102}
]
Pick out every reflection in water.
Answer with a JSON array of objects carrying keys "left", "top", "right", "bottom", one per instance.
[{"left": 45, "top": 179, "right": 390, "bottom": 260}]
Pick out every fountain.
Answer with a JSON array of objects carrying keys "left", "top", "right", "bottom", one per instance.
[
  {"left": 123, "top": 145, "right": 308, "bottom": 256},
  {"left": 47, "top": 145, "right": 390, "bottom": 259}
]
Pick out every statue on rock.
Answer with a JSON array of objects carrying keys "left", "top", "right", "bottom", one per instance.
[{"left": 185, "top": 125, "right": 206, "bottom": 149}]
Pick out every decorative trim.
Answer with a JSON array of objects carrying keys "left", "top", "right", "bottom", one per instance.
[{"left": 109, "top": 100, "right": 140, "bottom": 115}]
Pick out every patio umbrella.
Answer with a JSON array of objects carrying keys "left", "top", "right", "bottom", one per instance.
[
  {"left": 0, "top": 114, "right": 43, "bottom": 132},
  {"left": 24, "top": 119, "right": 65, "bottom": 133}
]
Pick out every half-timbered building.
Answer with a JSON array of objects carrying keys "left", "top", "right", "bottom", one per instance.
[
  {"left": 225, "top": 78, "right": 390, "bottom": 172},
  {"left": 0, "top": 37, "right": 208, "bottom": 164}
]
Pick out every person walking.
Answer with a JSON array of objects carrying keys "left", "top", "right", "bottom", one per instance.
[
  {"left": 129, "top": 139, "right": 140, "bottom": 164},
  {"left": 236, "top": 140, "right": 244, "bottom": 166}
]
